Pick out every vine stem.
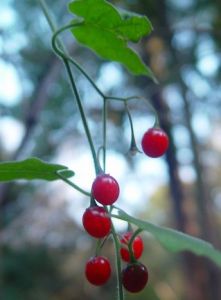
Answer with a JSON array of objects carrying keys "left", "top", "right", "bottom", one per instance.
[
  {"left": 51, "top": 22, "right": 161, "bottom": 150},
  {"left": 128, "top": 228, "right": 143, "bottom": 262},
  {"left": 124, "top": 102, "right": 141, "bottom": 155},
  {"left": 51, "top": 23, "right": 160, "bottom": 128},
  {"left": 38, "top": 0, "right": 101, "bottom": 175},
  {"left": 108, "top": 95, "right": 160, "bottom": 126},
  {"left": 39, "top": 2, "right": 124, "bottom": 299},
  {"left": 56, "top": 171, "right": 90, "bottom": 197},
  {"left": 39, "top": 0, "right": 57, "bottom": 33},
  {"left": 111, "top": 220, "right": 124, "bottom": 300},
  {"left": 102, "top": 98, "right": 107, "bottom": 171},
  {"left": 63, "top": 59, "right": 101, "bottom": 175},
  {"left": 51, "top": 24, "right": 105, "bottom": 98}
]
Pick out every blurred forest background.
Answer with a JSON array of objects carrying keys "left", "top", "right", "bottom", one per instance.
[{"left": 1, "top": 0, "right": 221, "bottom": 299}]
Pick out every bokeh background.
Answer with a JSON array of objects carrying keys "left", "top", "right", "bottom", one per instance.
[{"left": 1, "top": 0, "right": 221, "bottom": 299}]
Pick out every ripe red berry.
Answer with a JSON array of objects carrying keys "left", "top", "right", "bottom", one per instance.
[
  {"left": 92, "top": 174, "right": 120, "bottom": 205},
  {"left": 120, "top": 232, "right": 144, "bottom": 262},
  {"left": 141, "top": 127, "right": 169, "bottom": 158},
  {"left": 82, "top": 206, "right": 111, "bottom": 238},
  {"left": 85, "top": 256, "right": 111, "bottom": 286},
  {"left": 122, "top": 262, "right": 148, "bottom": 293}
]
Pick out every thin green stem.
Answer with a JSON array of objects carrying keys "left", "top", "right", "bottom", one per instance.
[
  {"left": 124, "top": 102, "right": 141, "bottom": 155},
  {"left": 128, "top": 228, "right": 143, "bottom": 249},
  {"left": 97, "top": 146, "right": 104, "bottom": 162},
  {"left": 106, "top": 96, "right": 138, "bottom": 101},
  {"left": 127, "top": 222, "right": 133, "bottom": 232},
  {"left": 102, "top": 98, "right": 107, "bottom": 171},
  {"left": 56, "top": 171, "right": 90, "bottom": 196},
  {"left": 107, "top": 95, "right": 160, "bottom": 126},
  {"left": 124, "top": 102, "right": 135, "bottom": 139},
  {"left": 63, "top": 60, "right": 101, "bottom": 174},
  {"left": 52, "top": 24, "right": 105, "bottom": 98},
  {"left": 39, "top": 1, "right": 102, "bottom": 175},
  {"left": 38, "top": 0, "right": 66, "bottom": 52},
  {"left": 39, "top": 9, "right": 156, "bottom": 131},
  {"left": 111, "top": 221, "right": 124, "bottom": 300},
  {"left": 132, "top": 96, "right": 160, "bottom": 126},
  {"left": 95, "top": 234, "right": 110, "bottom": 256},
  {"left": 128, "top": 228, "right": 143, "bottom": 262},
  {"left": 95, "top": 239, "right": 102, "bottom": 256},
  {"left": 39, "top": 0, "right": 57, "bottom": 33},
  {"left": 71, "top": 57, "right": 105, "bottom": 98},
  {"left": 90, "top": 195, "right": 97, "bottom": 207},
  {"left": 49, "top": 20, "right": 159, "bottom": 134}
]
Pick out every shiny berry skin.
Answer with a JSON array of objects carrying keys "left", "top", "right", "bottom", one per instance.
[
  {"left": 122, "top": 262, "right": 148, "bottom": 293},
  {"left": 141, "top": 128, "right": 169, "bottom": 158},
  {"left": 120, "top": 232, "right": 144, "bottom": 262},
  {"left": 92, "top": 174, "right": 120, "bottom": 205},
  {"left": 82, "top": 206, "right": 111, "bottom": 238},
  {"left": 85, "top": 256, "right": 111, "bottom": 286}
]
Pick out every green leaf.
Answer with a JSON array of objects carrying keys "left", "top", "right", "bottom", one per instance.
[
  {"left": 117, "top": 8, "right": 152, "bottom": 42},
  {"left": 113, "top": 208, "right": 221, "bottom": 267},
  {"left": 0, "top": 158, "right": 74, "bottom": 182},
  {"left": 68, "top": 0, "right": 155, "bottom": 79}
]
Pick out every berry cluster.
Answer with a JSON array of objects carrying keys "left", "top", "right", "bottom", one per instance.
[
  {"left": 83, "top": 173, "right": 119, "bottom": 286},
  {"left": 120, "top": 232, "right": 148, "bottom": 293},
  {"left": 82, "top": 127, "right": 169, "bottom": 293}
]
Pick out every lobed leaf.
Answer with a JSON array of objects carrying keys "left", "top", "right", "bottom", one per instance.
[
  {"left": 68, "top": 0, "right": 155, "bottom": 79},
  {"left": 113, "top": 208, "right": 221, "bottom": 267},
  {"left": 0, "top": 158, "right": 74, "bottom": 182}
]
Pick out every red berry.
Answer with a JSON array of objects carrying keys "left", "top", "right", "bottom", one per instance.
[
  {"left": 82, "top": 206, "right": 111, "bottom": 238},
  {"left": 92, "top": 174, "right": 120, "bottom": 205},
  {"left": 122, "top": 262, "right": 148, "bottom": 293},
  {"left": 141, "top": 128, "right": 169, "bottom": 158},
  {"left": 85, "top": 256, "right": 111, "bottom": 286},
  {"left": 120, "top": 232, "right": 144, "bottom": 262}
]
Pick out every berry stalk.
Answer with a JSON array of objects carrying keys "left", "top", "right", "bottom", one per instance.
[{"left": 111, "top": 219, "right": 124, "bottom": 300}]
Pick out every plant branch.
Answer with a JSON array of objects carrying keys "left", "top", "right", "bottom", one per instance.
[
  {"left": 124, "top": 102, "right": 141, "bottom": 154},
  {"left": 56, "top": 171, "right": 90, "bottom": 196},
  {"left": 63, "top": 59, "right": 101, "bottom": 174},
  {"left": 111, "top": 220, "right": 124, "bottom": 300},
  {"left": 107, "top": 95, "right": 160, "bottom": 126},
  {"left": 39, "top": 0, "right": 58, "bottom": 33},
  {"left": 102, "top": 98, "right": 107, "bottom": 171},
  {"left": 51, "top": 24, "right": 105, "bottom": 98},
  {"left": 128, "top": 228, "right": 143, "bottom": 262}
]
